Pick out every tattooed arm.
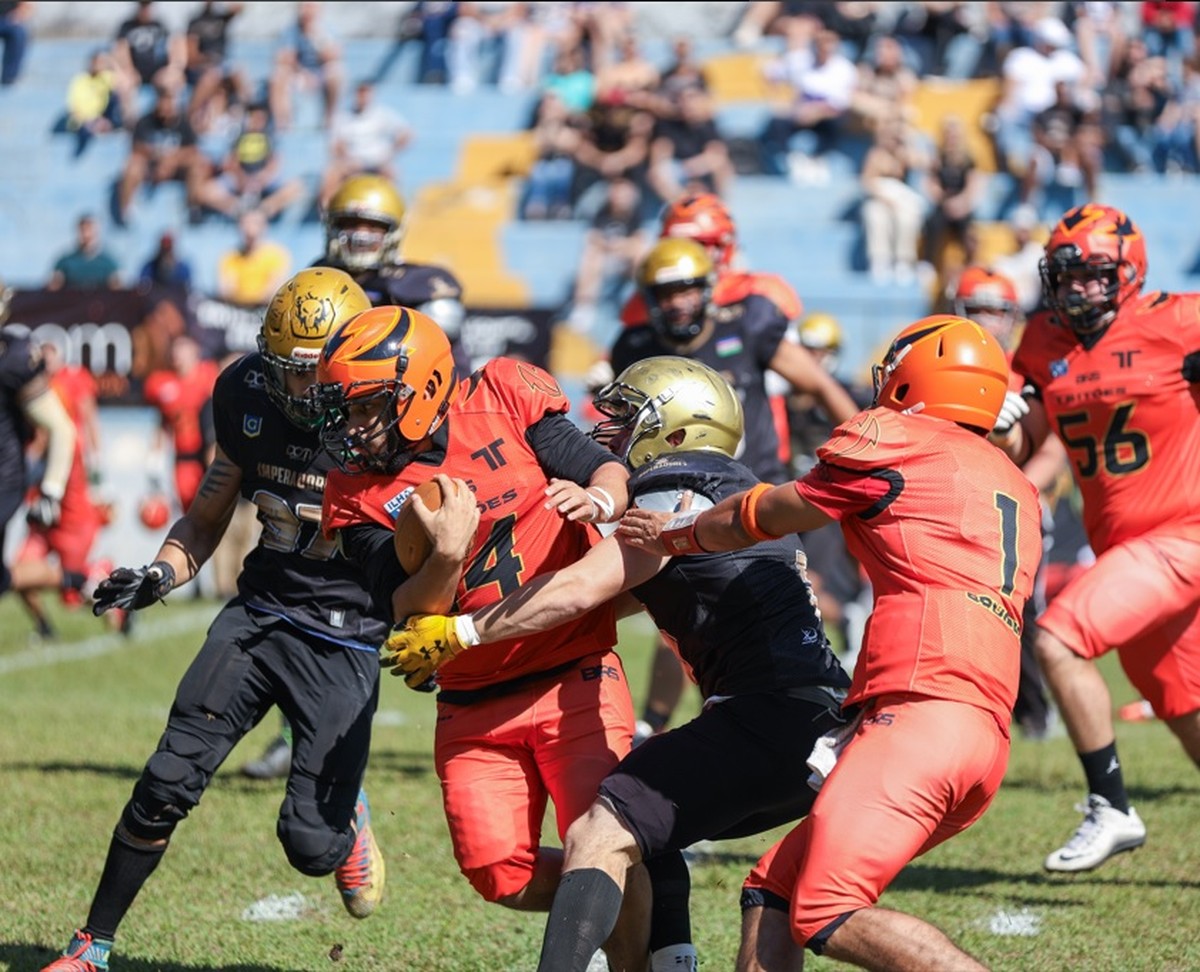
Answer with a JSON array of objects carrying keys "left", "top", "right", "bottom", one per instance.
[{"left": 150, "top": 445, "right": 243, "bottom": 587}]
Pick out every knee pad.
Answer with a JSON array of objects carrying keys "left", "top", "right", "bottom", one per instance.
[
  {"left": 277, "top": 796, "right": 354, "bottom": 877},
  {"left": 123, "top": 745, "right": 204, "bottom": 842},
  {"left": 463, "top": 859, "right": 532, "bottom": 903}
]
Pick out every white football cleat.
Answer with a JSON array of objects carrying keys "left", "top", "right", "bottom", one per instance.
[{"left": 1044, "top": 794, "right": 1145, "bottom": 872}]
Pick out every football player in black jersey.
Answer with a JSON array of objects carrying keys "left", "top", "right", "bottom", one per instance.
[
  {"left": 1, "top": 282, "right": 78, "bottom": 603},
  {"left": 612, "top": 239, "right": 859, "bottom": 487},
  {"left": 41, "top": 269, "right": 390, "bottom": 972},
  {"left": 243, "top": 170, "right": 468, "bottom": 778},
  {"left": 317, "top": 172, "right": 466, "bottom": 367},
  {"left": 381, "top": 357, "right": 851, "bottom": 972}
]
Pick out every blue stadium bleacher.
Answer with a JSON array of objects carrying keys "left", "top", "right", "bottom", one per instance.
[{"left": 3, "top": 30, "right": 1200, "bottom": 381}]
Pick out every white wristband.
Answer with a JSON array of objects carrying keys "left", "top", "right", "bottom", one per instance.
[
  {"left": 586, "top": 486, "right": 616, "bottom": 522},
  {"left": 455, "top": 613, "right": 482, "bottom": 647}
]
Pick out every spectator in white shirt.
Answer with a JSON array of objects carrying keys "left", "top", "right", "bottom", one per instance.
[
  {"left": 758, "top": 23, "right": 858, "bottom": 177},
  {"left": 318, "top": 80, "right": 412, "bottom": 210},
  {"left": 990, "top": 16, "right": 1087, "bottom": 175}
]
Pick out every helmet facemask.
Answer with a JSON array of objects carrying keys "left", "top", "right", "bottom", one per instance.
[
  {"left": 591, "top": 357, "right": 743, "bottom": 467},
  {"left": 257, "top": 333, "right": 324, "bottom": 429},
  {"left": 645, "top": 279, "right": 712, "bottom": 344},
  {"left": 1039, "top": 243, "right": 1123, "bottom": 336},
  {"left": 316, "top": 378, "right": 420, "bottom": 475},
  {"left": 327, "top": 216, "right": 401, "bottom": 272},
  {"left": 591, "top": 378, "right": 657, "bottom": 463}
]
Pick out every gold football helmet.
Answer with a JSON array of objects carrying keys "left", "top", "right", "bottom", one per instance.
[
  {"left": 797, "top": 311, "right": 843, "bottom": 374},
  {"left": 636, "top": 238, "right": 716, "bottom": 344},
  {"left": 324, "top": 174, "right": 408, "bottom": 271},
  {"left": 592, "top": 355, "right": 743, "bottom": 468},
  {"left": 259, "top": 268, "right": 372, "bottom": 428},
  {"left": 0, "top": 276, "right": 11, "bottom": 326}
]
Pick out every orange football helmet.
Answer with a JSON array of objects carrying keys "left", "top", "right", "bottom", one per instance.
[
  {"left": 953, "top": 266, "right": 1021, "bottom": 348},
  {"left": 316, "top": 305, "right": 457, "bottom": 473},
  {"left": 659, "top": 193, "right": 737, "bottom": 269},
  {"left": 872, "top": 315, "right": 1010, "bottom": 432},
  {"left": 1039, "top": 203, "right": 1147, "bottom": 334}
]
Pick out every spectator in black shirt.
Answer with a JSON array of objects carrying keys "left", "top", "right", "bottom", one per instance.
[
  {"left": 920, "top": 113, "right": 986, "bottom": 271},
  {"left": 185, "top": 1, "right": 247, "bottom": 131},
  {"left": 116, "top": 85, "right": 202, "bottom": 226},
  {"left": 571, "top": 95, "right": 654, "bottom": 217},
  {"left": 647, "top": 86, "right": 734, "bottom": 204},
  {"left": 113, "top": 0, "right": 185, "bottom": 93}
]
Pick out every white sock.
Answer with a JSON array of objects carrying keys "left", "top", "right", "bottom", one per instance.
[{"left": 651, "top": 943, "right": 699, "bottom": 971}]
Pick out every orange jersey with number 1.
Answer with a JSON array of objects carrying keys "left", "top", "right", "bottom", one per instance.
[
  {"left": 322, "top": 357, "right": 617, "bottom": 692},
  {"left": 795, "top": 409, "right": 1042, "bottom": 729},
  {"left": 1012, "top": 292, "right": 1200, "bottom": 553}
]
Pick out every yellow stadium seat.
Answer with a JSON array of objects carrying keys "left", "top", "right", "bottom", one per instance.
[
  {"left": 701, "top": 50, "right": 792, "bottom": 106},
  {"left": 403, "top": 140, "right": 535, "bottom": 307},
  {"left": 909, "top": 78, "right": 1001, "bottom": 172}
]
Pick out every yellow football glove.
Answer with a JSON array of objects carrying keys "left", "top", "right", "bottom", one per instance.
[{"left": 380, "top": 614, "right": 469, "bottom": 690}]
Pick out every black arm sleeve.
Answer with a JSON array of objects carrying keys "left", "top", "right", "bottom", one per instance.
[
  {"left": 340, "top": 522, "right": 409, "bottom": 624},
  {"left": 525, "top": 413, "right": 623, "bottom": 484}
]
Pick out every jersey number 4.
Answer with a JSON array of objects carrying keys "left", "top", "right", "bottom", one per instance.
[{"left": 462, "top": 513, "right": 525, "bottom": 597}]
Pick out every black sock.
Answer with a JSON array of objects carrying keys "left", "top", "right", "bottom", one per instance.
[
  {"left": 1080, "top": 743, "right": 1129, "bottom": 814},
  {"left": 645, "top": 850, "right": 692, "bottom": 952},
  {"left": 61, "top": 570, "right": 87, "bottom": 592},
  {"left": 536, "top": 868, "right": 624, "bottom": 972},
  {"left": 641, "top": 708, "right": 670, "bottom": 733},
  {"left": 84, "top": 828, "right": 168, "bottom": 941}
]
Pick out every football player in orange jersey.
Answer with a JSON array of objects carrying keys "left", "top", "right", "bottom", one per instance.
[
  {"left": 316, "top": 307, "right": 658, "bottom": 969},
  {"left": 143, "top": 333, "right": 220, "bottom": 514},
  {"left": 995, "top": 202, "right": 1200, "bottom": 872},
  {"left": 621, "top": 315, "right": 1043, "bottom": 972},
  {"left": 954, "top": 266, "right": 1069, "bottom": 740},
  {"left": 0, "top": 296, "right": 77, "bottom": 617},
  {"left": 377, "top": 357, "right": 852, "bottom": 972},
  {"left": 13, "top": 341, "right": 120, "bottom": 637}
]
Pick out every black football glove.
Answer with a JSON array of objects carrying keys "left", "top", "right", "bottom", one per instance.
[
  {"left": 1183, "top": 351, "right": 1200, "bottom": 383},
  {"left": 92, "top": 561, "right": 177, "bottom": 616},
  {"left": 25, "top": 492, "right": 62, "bottom": 528}
]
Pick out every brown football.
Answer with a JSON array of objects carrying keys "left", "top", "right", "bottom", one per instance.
[{"left": 393, "top": 479, "right": 444, "bottom": 574}]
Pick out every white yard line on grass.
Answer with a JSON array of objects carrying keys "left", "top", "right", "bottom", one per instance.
[
  {"left": 0, "top": 606, "right": 215, "bottom": 676},
  {"left": 984, "top": 907, "right": 1043, "bottom": 937}
]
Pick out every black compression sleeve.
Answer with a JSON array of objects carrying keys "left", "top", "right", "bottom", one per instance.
[
  {"left": 525, "top": 413, "right": 622, "bottom": 484},
  {"left": 340, "top": 522, "right": 409, "bottom": 623}
]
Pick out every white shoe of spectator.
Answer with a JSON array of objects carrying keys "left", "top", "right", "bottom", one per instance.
[{"left": 1044, "top": 794, "right": 1145, "bottom": 872}]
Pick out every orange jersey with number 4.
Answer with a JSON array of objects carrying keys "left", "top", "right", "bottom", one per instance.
[
  {"left": 322, "top": 357, "right": 617, "bottom": 691},
  {"left": 795, "top": 409, "right": 1041, "bottom": 728},
  {"left": 1012, "top": 292, "right": 1200, "bottom": 553}
]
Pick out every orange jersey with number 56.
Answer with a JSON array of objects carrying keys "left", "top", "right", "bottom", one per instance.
[
  {"left": 796, "top": 409, "right": 1041, "bottom": 728},
  {"left": 1012, "top": 291, "right": 1200, "bottom": 553}
]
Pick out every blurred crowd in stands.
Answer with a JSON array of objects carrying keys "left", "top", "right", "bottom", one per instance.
[{"left": 8, "top": 1, "right": 1200, "bottom": 309}]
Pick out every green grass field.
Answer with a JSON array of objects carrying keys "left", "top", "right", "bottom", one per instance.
[{"left": 2, "top": 596, "right": 1198, "bottom": 972}]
